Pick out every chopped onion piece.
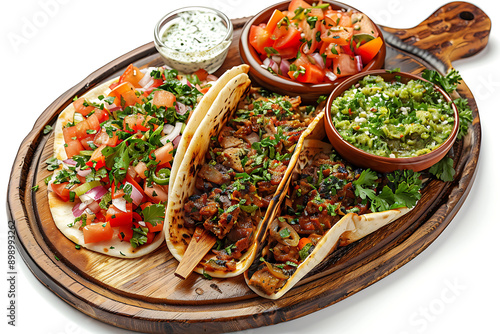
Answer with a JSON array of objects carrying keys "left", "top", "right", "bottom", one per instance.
[
  {"left": 138, "top": 68, "right": 154, "bottom": 88},
  {"left": 163, "top": 123, "right": 175, "bottom": 135},
  {"left": 112, "top": 197, "right": 128, "bottom": 212},
  {"left": 138, "top": 221, "right": 146, "bottom": 227},
  {"left": 280, "top": 59, "right": 291, "bottom": 74},
  {"left": 161, "top": 122, "right": 183, "bottom": 145},
  {"left": 125, "top": 181, "right": 143, "bottom": 206},
  {"left": 175, "top": 102, "right": 188, "bottom": 115},
  {"left": 311, "top": 53, "right": 325, "bottom": 69},
  {"left": 262, "top": 57, "right": 271, "bottom": 68},
  {"left": 72, "top": 202, "right": 86, "bottom": 218},
  {"left": 269, "top": 59, "right": 279, "bottom": 74},
  {"left": 85, "top": 186, "right": 107, "bottom": 201},
  {"left": 63, "top": 159, "right": 77, "bottom": 166},
  {"left": 325, "top": 71, "right": 337, "bottom": 82},
  {"left": 173, "top": 135, "right": 182, "bottom": 149},
  {"left": 77, "top": 168, "right": 92, "bottom": 177},
  {"left": 206, "top": 74, "right": 218, "bottom": 82},
  {"left": 355, "top": 55, "right": 363, "bottom": 72},
  {"left": 271, "top": 55, "right": 281, "bottom": 64},
  {"left": 87, "top": 200, "right": 101, "bottom": 214}
]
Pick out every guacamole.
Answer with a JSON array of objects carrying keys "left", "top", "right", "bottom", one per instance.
[{"left": 331, "top": 75, "right": 455, "bottom": 158}]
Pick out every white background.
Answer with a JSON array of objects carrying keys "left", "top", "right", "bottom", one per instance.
[{"left": 1, "top": 1, "right": 499, "bottom": 333}]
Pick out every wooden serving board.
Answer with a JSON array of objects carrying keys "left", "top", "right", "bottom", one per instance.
[{"left": 7, "top": 2, "right": 489, "bottom": 333}]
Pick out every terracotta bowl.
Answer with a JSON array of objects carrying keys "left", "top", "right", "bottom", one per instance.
[
  {"left": 324, "top": 70, "right": 460, "bottom": 173},
  {"left": 239, "top": 0, "right": 386, "bottom": 103}
]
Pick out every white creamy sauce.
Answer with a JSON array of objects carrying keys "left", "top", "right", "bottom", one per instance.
[
  {"left": 156, "top": 10, "right": 231, "bottom": 73},
  {"left": 162, "top": 11, "right": 226, "bottom": 52}
]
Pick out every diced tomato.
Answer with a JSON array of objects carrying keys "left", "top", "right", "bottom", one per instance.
[
  {"left": 94, "top": 128, "right": 119, "bottom": 147},
  {"left": 351, "top": 12, "right": 379, "bottom": 37},
  {"left": 144, "top": 183, "right": 168, "bottom": 204},
  {"left": 322, "top": 43, "right": 342, "bottom": 58},
  {"left": 289, "top": 55, "right": 325, "bottom": 84},
  {"left": 108, "top": 82, "right": 145, "bottom": 108},
  {"left": 63, "top": 126, "right": 78, "bottom": 143},
  {"left": 145, "top": 220, "right": 163, "bottom": 233},
  {"left": 152, "top": 90, "right": 176, "bottom": 108},
  {"left": 146, "top": 231, "right": 155, "bottom": 244},
  {"left": 249, "top": 24, "right": 274, "bottom": 55},
  {"left": 125, "top": 172, "right": 147, "bottom": 198},
  {"left": 333, "top": 54, "right": 360, "bottom": 77},
  {"left": 86, "top": 113, "right": 101, "bottom": 132},
  {"left": 140, "top": 202, "right": 153, "bottom": 211},
  {"left": 299, "top": 19, "right": 321, "bottom": 54},
  {"left": 152, "top": 142, "right": 174, "bottom": 166},
  {"left": 118, "top": 224, "right": 134, "bottom": 242},
  {"left": 118, "top": 64, "right": 145, "bottom": 88},
  {"left": 321, "top": 26, "right": 353, "bottom": 45},
  {"left": 65, "top": 140, "right": 84, "bottom": 158},
  {"left": 92, "top": 108, "right": 109, "bottom": 123},
  {"left": 265, "top": 9, "right": 285, "bottom": 33},
  {"left": 288, "top": 0, "right": 311, "bottom": 13},
  {"left": 195, "top": 84, "right": 211, "bottom": 95},
  {"left": 72, "top": 97, "right": 95, "bottom": 116},
  {"left": 123, "top": 113, "right": 151, "bottom": 133},
  {"left": 51, "top": 182, "right": 71, "bottom": 202},
  {"left": 111, "top": 181, "right": 125, "bottom": 199},
  {"left": 79, "top": 135, "right": 95, "bottom": 150},
  {"left": 134, "top": 161, "right": 148, "bottom": 179},
  {"left": 86, "top": 145, "right": 106, "bottom": 169},
  {"left": 324, "top": 11, "right": 352, "bottom": 28},
  {"left": 355, "top": 37, "right": 383, "bottom": 64},
  {"left": 83, "top": 222, "right": 113, "bottom": 244},
  {"left": 193, "top": 68, "right": 208, "bottom": 81},
  {"left": 272, "top": 24, "right": 302, "bottom": 51},
  {"left": 106, "top": 203, "right": 133, "bottom": 227}
]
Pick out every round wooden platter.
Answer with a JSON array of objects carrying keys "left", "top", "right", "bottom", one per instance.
[{"left": 7, "top": 2, "right": 489, "bottom": 333}]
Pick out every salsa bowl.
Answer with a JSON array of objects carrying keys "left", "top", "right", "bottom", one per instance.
[
  {"left": 239, "top": 0, "right": 386, "bottom": 103},
  {"left": 324, "top": 70, "right": 460, "bottom": 172}
]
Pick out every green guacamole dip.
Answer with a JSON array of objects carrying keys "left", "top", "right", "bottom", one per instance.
[{"left": 330, "top": 75, "right": 455, "bottom": 158}]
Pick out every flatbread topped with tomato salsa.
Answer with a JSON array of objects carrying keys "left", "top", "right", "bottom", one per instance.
[
  {"left": 48, "top": 64, "right": 249, "bottom": 258},
  {"left": 166, "top": 86, "right": 325, "bottom": 277},
  {"left": 245, "top": 138, "right": 422, "bottom": 299}
]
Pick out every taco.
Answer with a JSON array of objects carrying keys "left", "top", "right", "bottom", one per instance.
[
  {"left": 245, "top": 138, "right": 422, "bottom": 299},
  {"left": 48, "top": 64, "right": 248, "bottom": 258},
  {"left": 166, "top": 87, "right": 325, "bottom": 277}
]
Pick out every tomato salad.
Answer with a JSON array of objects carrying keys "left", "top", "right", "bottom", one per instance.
[
  {"left": 47, "top": 64, "right": 215, "bottom": 249},
  {"left": 248, "top": 0, "right": 383, "bottom": 84}
]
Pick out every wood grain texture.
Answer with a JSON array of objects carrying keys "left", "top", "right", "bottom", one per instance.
[{"left": 7, "top": 3, "right": 488, "bottom": 333}]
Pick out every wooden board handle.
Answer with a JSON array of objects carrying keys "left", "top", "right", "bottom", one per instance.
[{"left": 381, "top": 1, "right": 491, "bottom": 69}]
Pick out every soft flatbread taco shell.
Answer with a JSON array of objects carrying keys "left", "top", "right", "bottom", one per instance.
[
  {"left": 168, "top": 65, "right": 250, "bottom": 194},
  {"left": 245, "top": 137, "right": 412, "bottom": 299},
  {"left": 50, "top": 77, "right": 165, "bottom": 258},
  {"left": 166, "top": 101, "right": 325, "bottom": 277},
  {"left": 50, "top": 66, "right": 235, "bottom": 258},
  {"left": 165, "top": 73, "right": 252, "bottom": 277}
]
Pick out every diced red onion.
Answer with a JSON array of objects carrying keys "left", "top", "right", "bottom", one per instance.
[
  {"left": 85, "top": 186, "right": 107, "bottom": 201},
  {"left": 173, "top": 135, "right": 182, "bottom": 149},
  {"left": 175, "top": 102, "right": 188, "bottom": 115},
  {"left": 87, "top": 200, "right": 101, "bottom": 214},
  {"left": 311, "top": 53, "right": 325, "bottom": 69},
  {"left": 355, "top": 55, "right": 363, "bottom": 72},
  {"left": 206, "top": 74, "right": 218, "bottom": 81},
  {"left": 268, "top": 59, "right": 279, "bottom": 74},
  {"left": 63, "top": 159, "right": 77, "bottom": 166},
  {"left": 77, "top": 168, "right": 92, "bottom": 177},
  {"left": 137, "top": 221, "right": 146, "bottom": 227},
  {"left": 72, "top": 202, "right": 86, "bottom": 217},
  {"left": 186, "top": 80, "right": 192, "bottom": 88},
  {"left": 163, "top": 123, "right": 175, "bottom": 135},
  {"left": 325, "top": 71, "right": 338, "bottom": 82},
  {"left": 161, "top": 122, "right": 183, "bottom": 145},
  {"left": 138, "top": 68, "right": 154, "bottom": 88},
  {"left": 280, "top": 59, "right": 291, "bottom": 74},
  {"left": 125, "top": 181, "right": 143, "bottom": 206},
  {"left": 108, "top": 106, "right": 122, "bottom": 112},
  {"left": 112, "top": 197, "right": 128, "bottom": 212}
]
